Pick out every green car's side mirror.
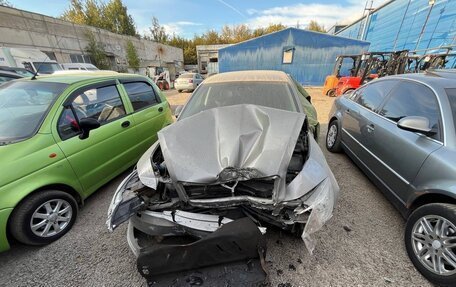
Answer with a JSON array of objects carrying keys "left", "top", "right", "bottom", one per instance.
[{"left": 79, "top": 118, "right": 100, "bottom": 140}]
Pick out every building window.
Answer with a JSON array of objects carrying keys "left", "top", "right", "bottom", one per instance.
[
  {"left": 282, "top": 47, "right": 294, "bottom": 64},
  {"left": 43, "top": 51, "right": 57, "bottom": 61},
  {"left": 70, "top": 54, "right": 92, "bottom": 64}
]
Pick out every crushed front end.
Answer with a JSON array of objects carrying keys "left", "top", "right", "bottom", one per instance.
[{"left": 107, "top": 105, "right": 339, "bottom": 284}]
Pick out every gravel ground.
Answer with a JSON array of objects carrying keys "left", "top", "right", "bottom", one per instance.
[{"left": 0, "top": 89, "right": 430, "bottom": 287}]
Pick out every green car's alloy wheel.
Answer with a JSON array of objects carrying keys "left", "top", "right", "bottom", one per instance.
[
  {"left": 405, "top": 203, "right": 456, "bottom": 286},
  {"left": 9, "top": 190, "right": 78, "bottom": 246}
]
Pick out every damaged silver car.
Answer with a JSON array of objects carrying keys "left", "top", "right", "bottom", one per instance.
[{"left": 106, "top": 71, "right": 339, "bottom": 284}]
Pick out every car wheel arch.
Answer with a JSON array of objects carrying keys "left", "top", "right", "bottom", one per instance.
[
  {"left": 407, "top": 192, "right": 456, "bottom": 216},
  {"left": 9, "top": 184, "right": 82, "bottom": 217}
]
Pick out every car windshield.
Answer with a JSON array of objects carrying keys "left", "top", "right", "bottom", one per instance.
[
  {"left": 446, "top": 88, "right": 456, "bottom": 132},
  {"left": 0, "top": 81, "right": 68, "bottom": 145},
  {"left": 33, "top": 62, "right": 62, "bottom": 74},
  {"left": 179, "top": 81, "right": 297, "bottom": 119}
]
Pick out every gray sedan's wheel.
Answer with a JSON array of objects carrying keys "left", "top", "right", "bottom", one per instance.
[
  {"left": 9, "top": 190, "right": 78, "bottom": 246},
  {"left": 405, "top": 203, "right": 456, "bottom": 286},
  {"left": 326, "top": 120, "right": 342, "bottom": 153}
]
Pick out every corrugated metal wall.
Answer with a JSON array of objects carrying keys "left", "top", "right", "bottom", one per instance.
[
  {"left": 218, "top": 28, "right": 370, "bottom": 86},
  {"left": 337, "top": 0, "right": 456, "bottom": 52}
]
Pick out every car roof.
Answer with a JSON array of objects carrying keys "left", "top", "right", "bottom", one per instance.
[
  {"left": 204, "top": 70, "right": 290, "bottom": 84},
  {"left": 13, "top": 72, "right": 144, "bottom": 85},
  {"left": 383, "top": 69, "right": 456, "bottom": 88}
]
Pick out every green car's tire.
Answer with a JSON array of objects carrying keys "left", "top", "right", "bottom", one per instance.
[{"left": 9, "top": 190, "right": 78, "bottom": 246}]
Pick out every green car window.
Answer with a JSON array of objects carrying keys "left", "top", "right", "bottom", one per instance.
[
  {"left": 123, "top": 82, "right": 159, "bottom": 111},
  {"left": 58, "top": 85, "right": 126, "bottom": 140},
  {"left": 0, "top": 81, "right": 68, "bottom": 145}
]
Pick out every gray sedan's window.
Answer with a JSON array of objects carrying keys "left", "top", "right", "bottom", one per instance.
[
  {"left": 380, "top": 82, "right": 441, "bottom": 140},
  {"left": 355, "top": 81, "right": 396, "bottom": 111},
  {"left": 445, "top": 88, "right": 456, "bottom": 132},
  {"left": 179, "top": 81, "right": 297, "bottom": 119}
]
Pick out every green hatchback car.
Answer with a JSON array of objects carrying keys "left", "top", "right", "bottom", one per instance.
[{"left": 0, "top": 72, "right": 173, "bottom": 252}]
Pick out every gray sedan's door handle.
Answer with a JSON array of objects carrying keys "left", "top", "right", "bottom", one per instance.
[
  {"left": 346, "top": 109, "right": 351, "bottom": 114},
  {"left": 367, "top": 124, "right": 375, "bottom": 133}
]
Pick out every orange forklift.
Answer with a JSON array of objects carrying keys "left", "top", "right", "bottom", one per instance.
[
  {"left": 322, "top": 55, "right": 361, "bottom": 97},
  {"left": 333, "top": 50, "right": 409, "bottom": 96}
]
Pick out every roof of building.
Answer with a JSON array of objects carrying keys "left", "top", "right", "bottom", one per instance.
[{"left": 204, "top": 70, "right": 290, "bottom": 84}]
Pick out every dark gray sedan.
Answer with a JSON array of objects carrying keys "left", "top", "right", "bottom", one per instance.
[{"left": 326, "top": 70, "right": 456, "bottom": 286}]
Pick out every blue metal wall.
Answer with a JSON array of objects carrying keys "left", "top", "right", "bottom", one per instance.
[
  {"left": 337, "top": 0, "right": 456, "bottom": 52},
  {"left": 218, "top": 28, "right": 370, "bottom": 86}
]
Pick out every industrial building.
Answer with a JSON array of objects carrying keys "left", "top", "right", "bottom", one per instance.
[
  {"left": 0, "top": 5, "right": 184, "bottom": 78},
  {"left": 196, "top": 44, "right": 232, "bottom": 74},
  {"left": 335, "top": 0, "right": 456, "bottom": 52},
  {"left": 218, "top": 28, "right": 369, "bottom": 86}
]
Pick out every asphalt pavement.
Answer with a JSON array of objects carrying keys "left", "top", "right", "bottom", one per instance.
[{"left": 0, "top": 89, "right": 430, "bottom": 287}]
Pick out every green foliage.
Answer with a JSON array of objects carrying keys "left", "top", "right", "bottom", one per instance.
[
  {"left": 146, "top": 17, "right": 169, "bottom": 43},
  {"left": 307, "top": 20, "right": 326, "bottom": 33},
  {"left": 84, "top": 30, "right": 110, "bottom": 69},
  {"left": 62, "top": 0, "right": 137, "bottom": 36},
  {"left": 0, "top": 0, "right": 13, "bottom": 7},
  {"left": 125, "top": 40, "right": 140, "bottom": 71}
]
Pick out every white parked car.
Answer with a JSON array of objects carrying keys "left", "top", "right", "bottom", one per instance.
[
  {"left": 61, "top": 63, "right": 99, "bottom": 71},
  {"left": 174, "top": 72, "right": 203, "bottom": 92}
]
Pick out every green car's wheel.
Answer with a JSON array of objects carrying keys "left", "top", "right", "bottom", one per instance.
[{"left": 9, "top": 190, "right": 78, "bottom": 246}]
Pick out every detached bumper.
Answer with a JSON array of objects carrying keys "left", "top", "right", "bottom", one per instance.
[{"left": 0, "top": 208, "right": 13, "bottom": 252}]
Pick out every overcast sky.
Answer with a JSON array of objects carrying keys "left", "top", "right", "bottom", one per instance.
[{"left": 9, "top": 0, "right": 385, "bottom": 38}]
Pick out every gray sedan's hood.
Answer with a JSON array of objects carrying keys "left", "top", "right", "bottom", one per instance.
[{"left": 158, "top": 104, "right": 305, "bottom": 186}]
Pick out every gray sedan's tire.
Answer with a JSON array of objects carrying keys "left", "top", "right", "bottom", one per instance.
[
  {"left": 326, "top": 120, "right": 342, "bottom": 153},
  {"left": 177, "top": 90, "right": 182, "bottom": 93},
  {"left": 405, "top": 203, "right": 456, "bottom": 287},
  {"left": 9, "top": 190, "right": 78, "bottom": 246}
]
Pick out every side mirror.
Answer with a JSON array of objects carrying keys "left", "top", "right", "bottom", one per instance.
[
  {"left": 397, "top": 116, "right": 435, "bottom": 136},
  {"left": 79, "top": 118, "right": 100, "bottom": 140},
  {"left": 174, "top": 105, "right": 184, "bottom": 118}
]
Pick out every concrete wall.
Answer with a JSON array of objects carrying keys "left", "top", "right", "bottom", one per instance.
[{"left": 0, "top": 6, "right": 183, "bottom": 74}]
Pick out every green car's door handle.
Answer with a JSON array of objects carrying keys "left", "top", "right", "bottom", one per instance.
[
  {"left": 121, "top": 121, "right": 130, "bottom": 128},
  {"left": 158, "top": 107, "right": 163, "bottom": 113}
]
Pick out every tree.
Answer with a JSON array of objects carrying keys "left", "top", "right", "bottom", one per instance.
[
  {"left": 125, "top": 40, "right": 140, "bottom": 71},
  {"left": 62, "top": 0, "right": 137, "bottom": 36},
  {"left": 307, "top": 20, "right": 326, "bottom": 33},
  {"left": 84, "top": 30, "right": 110, "bottom": 69},
  {"left": 0, "top": 0, "right": 13, "bottom": 7},
  {"left": 148, "top": 17, "right": 168, "bottom": 43},
  {"left": 103, "top": 0, "right": 137, "bottom": 36}
]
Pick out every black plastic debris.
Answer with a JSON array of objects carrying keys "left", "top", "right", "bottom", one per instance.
[{"left": 137, "top": 218, "right": 268, "bottom": 286}]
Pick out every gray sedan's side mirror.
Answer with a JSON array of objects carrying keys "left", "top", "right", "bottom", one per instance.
[
  {"left": 174, "top": 105, "right": 184, "bottom": 118},
  {"left": 397, "top": 116, "right": 435, "bottom": 136}
]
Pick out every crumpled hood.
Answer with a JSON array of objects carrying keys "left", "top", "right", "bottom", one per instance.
[{"left": 158, "top": 104, "right": 305, "bottom": 184}]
